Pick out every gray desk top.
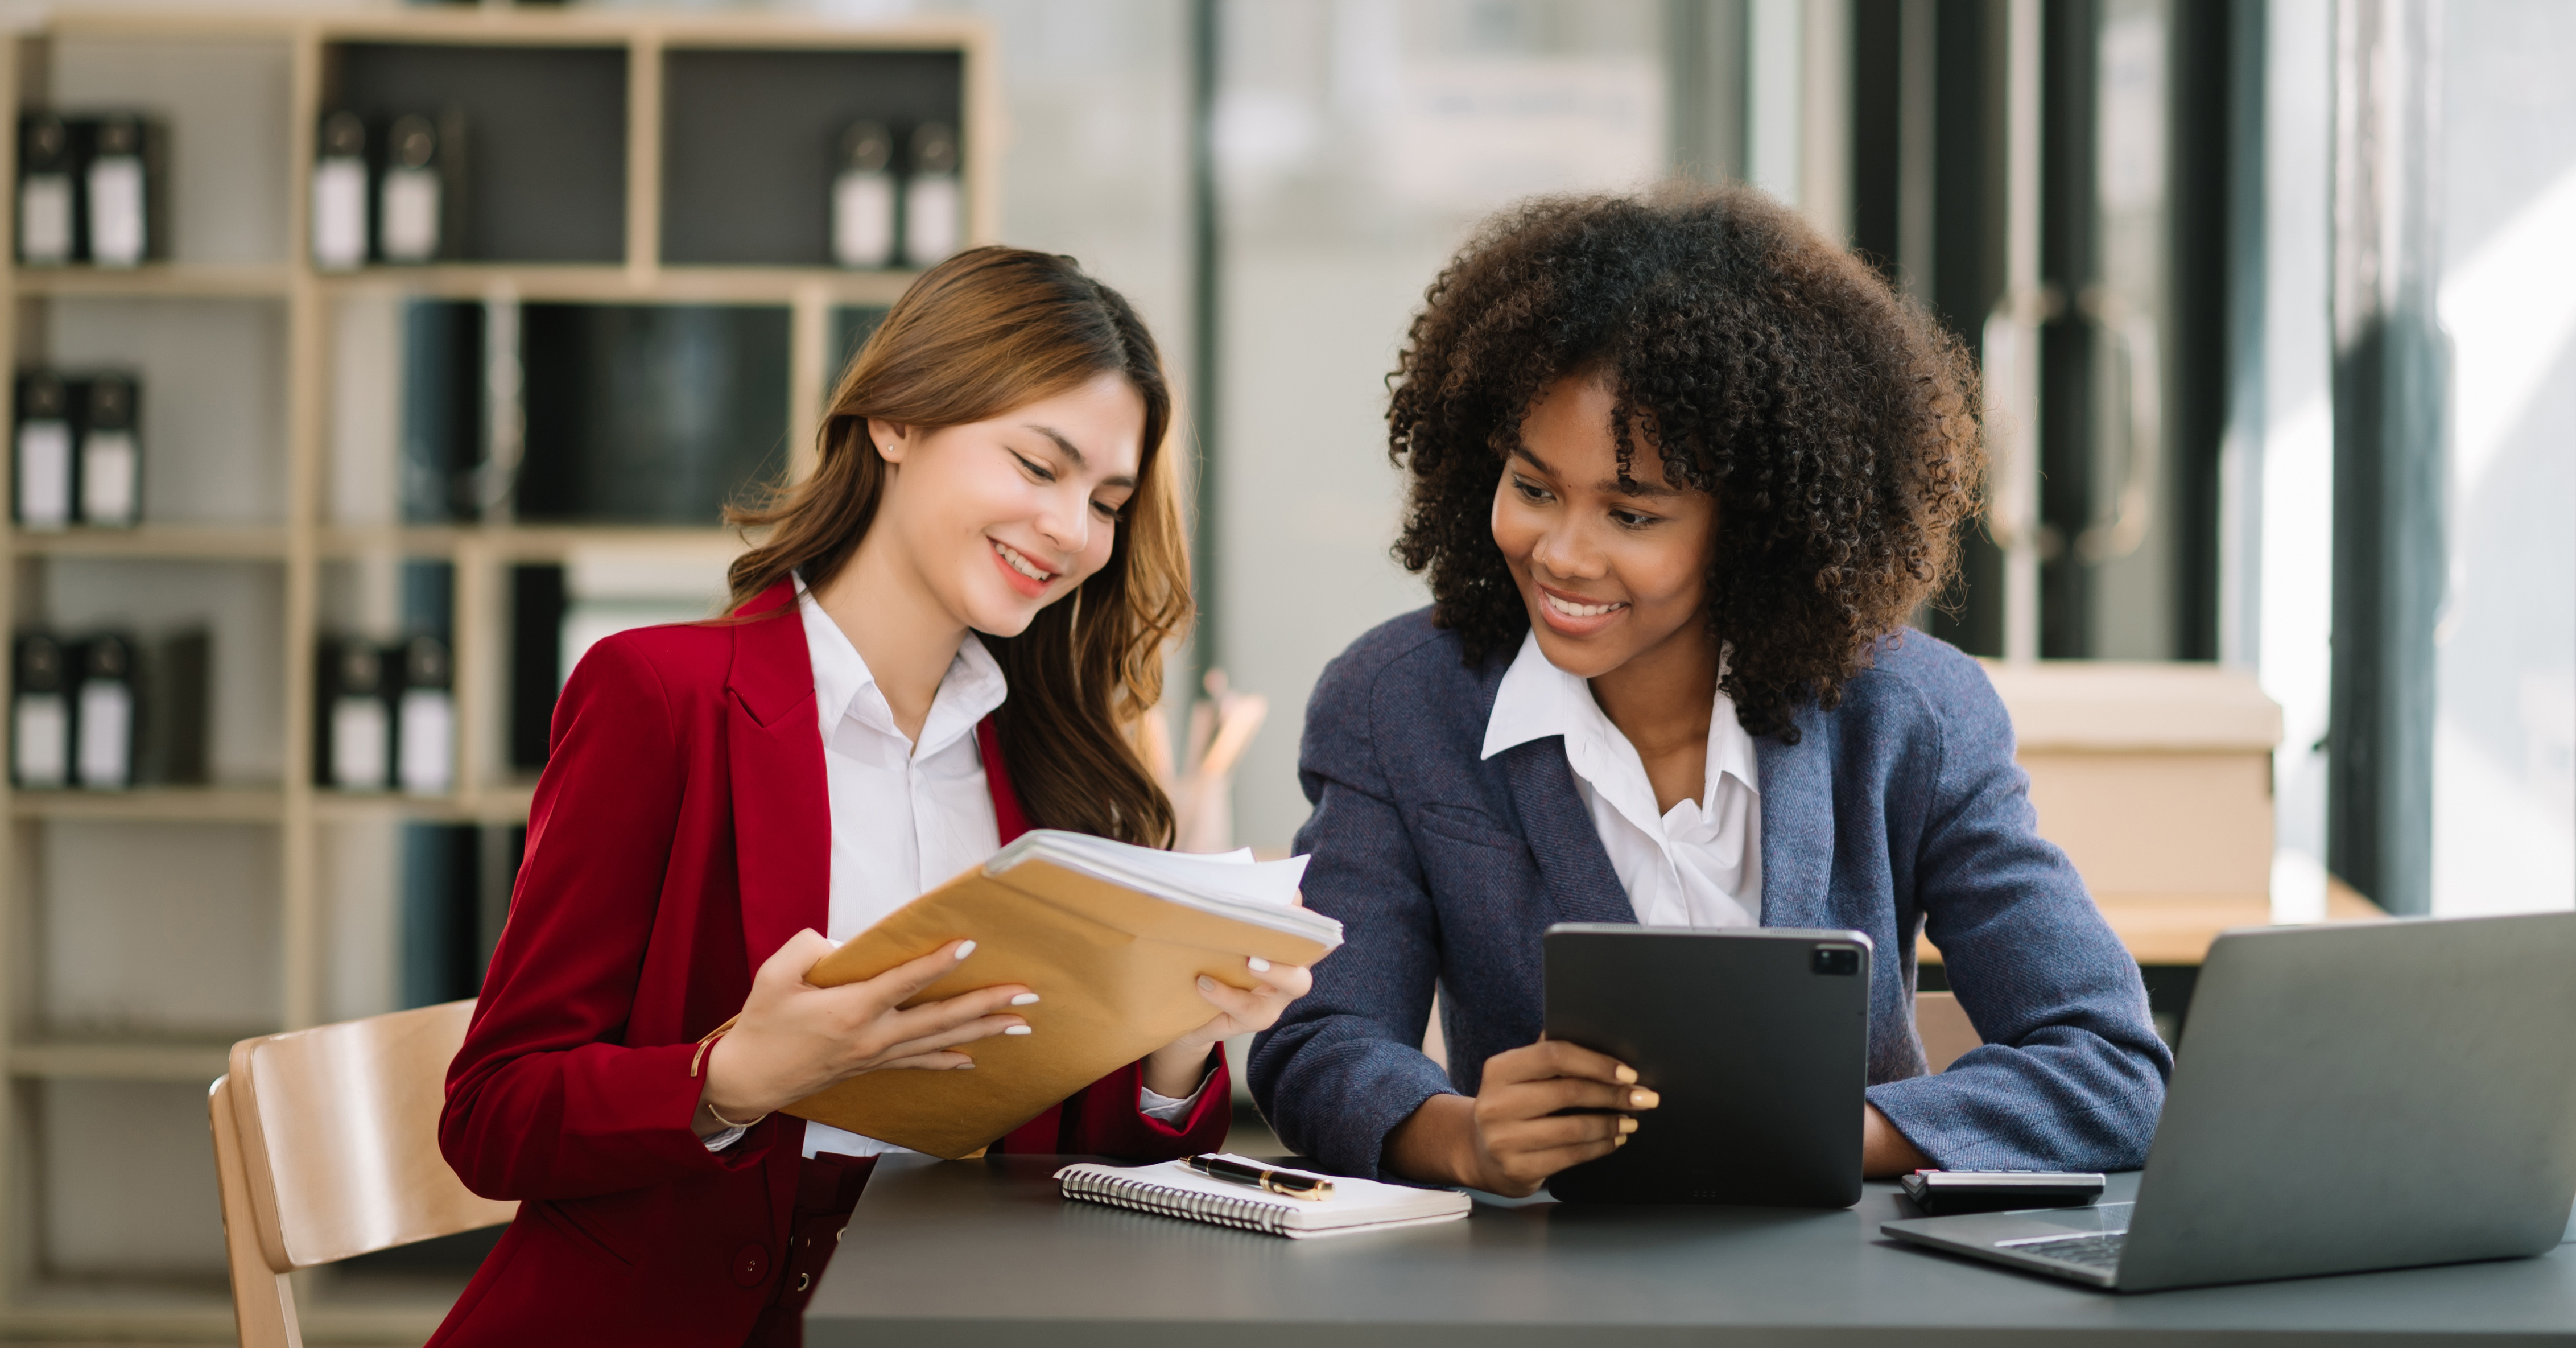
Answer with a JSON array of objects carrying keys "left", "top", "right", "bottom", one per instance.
[{"left": 808, "top": 1156, "right": 2576, "bottom": 1347}]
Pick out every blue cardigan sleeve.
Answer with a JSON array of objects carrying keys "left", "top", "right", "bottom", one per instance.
[
  {"left": 1248, "top": 653, "right": 1459, "bottom": 1181},
  {"left": 1864, "top": 653, "right": 2173, "bottom": 1171}
]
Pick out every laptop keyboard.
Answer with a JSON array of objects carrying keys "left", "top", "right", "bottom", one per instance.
[{"left": 1999, "top": 1230, "right": 2127, "bottom": 1271}]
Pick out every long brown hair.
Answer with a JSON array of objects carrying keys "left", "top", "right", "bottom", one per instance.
[{"left": 725, "top": 247, "right": 1188, "bottom": 846}]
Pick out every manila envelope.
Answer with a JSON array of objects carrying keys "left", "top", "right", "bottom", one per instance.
[{"left": 781, "top": 858, "right": 1336, "bottom": 1158}]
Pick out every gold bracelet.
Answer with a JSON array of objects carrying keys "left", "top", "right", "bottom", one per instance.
[
  {"left": 689, "top": 1017, "right": 740, "bottom": 1078},
  {"left": 703, "top": 1099, "right": 768, "bottom": 1131},
  {"left": 691, "top": 1019, "right": 764, "bottom": 1128}
]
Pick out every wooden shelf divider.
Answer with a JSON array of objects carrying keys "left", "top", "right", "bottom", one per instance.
[
  {"left": 8, "top": 788, "right": 287, "bottom": 823},
  {"left": 9, "top": 524, "right": 292, "bottom": 560}
]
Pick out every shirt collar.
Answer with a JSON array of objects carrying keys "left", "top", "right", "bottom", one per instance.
[
  {"left": 1480, "top": 628, "right": 1759, "bottom": 803},
  {"left": 796, "top": 578, "right": 1006, "bottom": 758},
  {"left": 1482, "top": 628, "right": 1601, "bottom": 761}
]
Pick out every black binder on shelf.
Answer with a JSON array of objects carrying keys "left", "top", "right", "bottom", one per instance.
[
  {"left": 902, "top": 121, "right": 961, "bottom": 269},
  {"left": 77, "top": 372, "right": 141, "bottom": 527},
  {"left": 16, "top": 112, "right": 73, "bottom": 267},
  {"left": 82, "top": 113, "right": 163, "bottom": 267},
  {"left": 399, "top": 300, "right": 486, "bottom": 521},
  {"left": 831, "top": 120, "right": 897, "bottom": 270},
  {"left": 400, "top": 822, "right": 483, "bottom": 1008},
  {"left": 142, "top": 627, "right": 211, "bottom": 786},
  {"left": 379, "top": 113, "right": 441, "bottom": 263},
  {"left": 14, "top": 369, "right": 75, "bottom": 530},
  {"left": 507, "top": 564, "right": 565, "bottom": 772},
  {"left": 312, "top": 110, "right": 370, "bottom": 270},
  {"left": 316, "top": 636, "right": 391, "bottom": 790},
  {"left": 72, "top": 633, "right": 137, "bottom": 790},
  {"left": 374, "top": 110, "right": 467, "bottom": 265},
  {"left": 393, "top": 633, "right": 454, "bottom": 795},
  {"left": 10, "top": 632, "right": 70, "bottom": 789},
  {"left": 515, "top": 304, "right": 786, "bottom": 524}
]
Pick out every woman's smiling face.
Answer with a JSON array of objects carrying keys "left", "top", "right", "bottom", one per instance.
[
  {"left": 870, "top": 370, "right": 1145, "bottom": 637},
  {"left": 1489, "top": 374, "right": 1718, "bottom": 680}
]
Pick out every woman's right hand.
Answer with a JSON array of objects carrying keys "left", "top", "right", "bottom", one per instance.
[
  {"left": 1382, "top": 1040, "right": 1659, "bottom": 1197},
  {"left": 695, "top": 930, "right": 1034, "bottom": 1136}
]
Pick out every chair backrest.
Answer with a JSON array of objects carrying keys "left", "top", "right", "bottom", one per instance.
[
  {"left": 1914, "top": 990, "right": 1982, "bottom": 1073},
  {"left": 209, "top": 1000, "right": 516, "bottom": 1348}
]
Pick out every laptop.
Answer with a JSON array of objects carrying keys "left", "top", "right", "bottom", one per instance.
[{"left": 1883, "top": 910, "right": 2576, "bottom": 1292}]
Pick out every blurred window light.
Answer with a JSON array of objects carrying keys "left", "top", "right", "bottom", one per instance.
[{"left": 1382, "top": 57, "right": 1665, "bottom": 211}]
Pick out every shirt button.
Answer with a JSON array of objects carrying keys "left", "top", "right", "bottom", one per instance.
[{"left": 733, "top": 1244, "right": 769, "bottom": 1287}]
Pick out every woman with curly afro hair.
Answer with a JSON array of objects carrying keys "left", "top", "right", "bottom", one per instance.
[{"left": 1250, "top": 184, "right": 2170, "bottom": 1196}]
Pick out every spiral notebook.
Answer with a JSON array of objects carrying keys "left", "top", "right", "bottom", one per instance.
[{"left": 1056, "top": 1156, "right": 1471, "bottom": 1239}]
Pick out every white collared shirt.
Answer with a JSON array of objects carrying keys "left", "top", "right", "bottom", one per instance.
[
  {"left": 1481, "top": 629, "right": 1763, "bottom": 928},
  {"left": 704, "top": 584, "right": 1201, "bottom": 1155}
]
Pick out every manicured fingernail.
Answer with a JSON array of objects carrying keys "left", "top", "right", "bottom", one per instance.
[
  {"left": 1004, "top": 1025, "right": 1033, "bottom": 1036},
  {"left": 954, "top": 1060, "right": 976, "bottom": 1069},
  {"left": 1619, "top": 1116, "right": 1638, "bottom": 1135},
  {"left": 1248, "top": 957, "right": 1272, "bottom": 973},
  {"left": 1630, "top": 1089, "right": 1659, "bottom": 1108},
  {"left": 1010, "top": 993, "right": 1041, "bottom": 1006},
  {"left": 955, "top": 940, "right": 976, "bottom": 960},
  {"left": 1614, "top": 1065, "right": 1638, "bottom": 1085},
  {"left": 1198, "top": 976, "right": 1220, "bottom": 992}
]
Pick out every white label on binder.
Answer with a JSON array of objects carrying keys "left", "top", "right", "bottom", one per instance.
[
  {"left": 18, "top": 175, "right": 71, "bottom": 265},
  {"left": 16, "top": 420, "right": 71, "bottom": 529},
  {"left": 76, "top": 681, "right": 131, "bottom": 789},
  {"left": 903, "top": 175, "right": 961, "bottom": 268},
  {"left": 331, "top": 695, "right": 389, "bottom": 789},
  {"left": 398, "top": 688, "right": 454, "bottom": 794},
  {"left": 87, "top": 157, "right": 146, "bottom": 267},
  {"left": 833, "top": 171, "right": 895, "bottom": 269},
  {"left": 380, "top": 168, "right": 440, "bottom": 262},
  {"left": 80, "top": 431, "right": 138, "bottom": 526},
  {"left": 311, "top": 156, "right": 369, "bottom": 269},
  {"left": 13, "top": 694, "right": 67, "bottom": 788}
]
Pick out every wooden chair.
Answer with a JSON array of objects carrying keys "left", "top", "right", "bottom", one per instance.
[
  {"left": 208, "top": 999, "right": 516, "bottom": 1348},
  {"left": 1914, "top": 990, "right": 1983, "bottom": 1073}
]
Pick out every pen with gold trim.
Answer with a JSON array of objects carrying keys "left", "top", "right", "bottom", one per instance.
[{"left": 1186, "top": 1153, "right": 1333, "bottom": 1200}]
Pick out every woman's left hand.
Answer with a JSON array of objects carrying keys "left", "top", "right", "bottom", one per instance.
[{"left": 1140, "top": 955, "right": 1314, "bottom": 1099}]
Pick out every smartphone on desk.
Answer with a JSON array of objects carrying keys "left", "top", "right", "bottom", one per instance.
[{"left": 1900, "top": 1170, "right": 2105, "bottom": 1216}]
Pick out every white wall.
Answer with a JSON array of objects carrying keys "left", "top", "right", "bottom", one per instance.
[
  {"left": 2257, "top": 0, "right": 2336, "bottom": 921},
  {"left": 1208, "top": 0, "right": 1669, "bottom": 848},
  {"left": 2260, "top": 0, "right": 2576, "bottom": 920},
  {"left": 2426, "top": 1, "right": 2576, "bottom": 916}
]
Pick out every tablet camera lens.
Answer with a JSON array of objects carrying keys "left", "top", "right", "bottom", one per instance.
[{"left": 1811, "top": 946, "right": 1860, "bottom": 976}]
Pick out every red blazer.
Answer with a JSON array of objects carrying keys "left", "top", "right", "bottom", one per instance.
[{"left": 430, "top": 580, "right": 1229, "bottom": 1346}]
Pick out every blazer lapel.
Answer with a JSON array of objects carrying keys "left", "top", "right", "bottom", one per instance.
[
  {"left": 1754, "top": 706, "right": 1834, "bottom": 930},
  {"left": 974, "top": 717, "right": 1032, "bottom": 844},
  {"left": 726, "top": 580, "right": 831, "bottom": 974},
  {"left": 1484, "top": 654, "right": 1637, "bottom": 926}
]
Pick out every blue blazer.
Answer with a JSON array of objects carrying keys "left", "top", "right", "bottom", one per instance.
[{"left": 1250, "top": 609, "right": 2172, "bottom": 1180}]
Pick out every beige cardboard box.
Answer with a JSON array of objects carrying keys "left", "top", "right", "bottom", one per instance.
[{"left": 1962, "top": 662, "right": 2282, "bottom": 965}]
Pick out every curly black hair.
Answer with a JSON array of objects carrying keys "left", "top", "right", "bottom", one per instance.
[{"left": 1388, "top": 183, "right": 1984, "bottom": 741}]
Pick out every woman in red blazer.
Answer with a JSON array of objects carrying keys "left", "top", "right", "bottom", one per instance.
[{"left": 432, "top": 249, "right": 1311, "bottom": 1347}]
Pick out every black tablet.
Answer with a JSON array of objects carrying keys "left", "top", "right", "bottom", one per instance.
[{"left": 1542, "top": 924, "right": 1872, "bottom": 1208}]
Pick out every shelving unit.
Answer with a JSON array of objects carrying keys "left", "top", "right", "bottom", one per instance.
[{"left": 0, "top": 9, "right": 994, "bottom": 1336}]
